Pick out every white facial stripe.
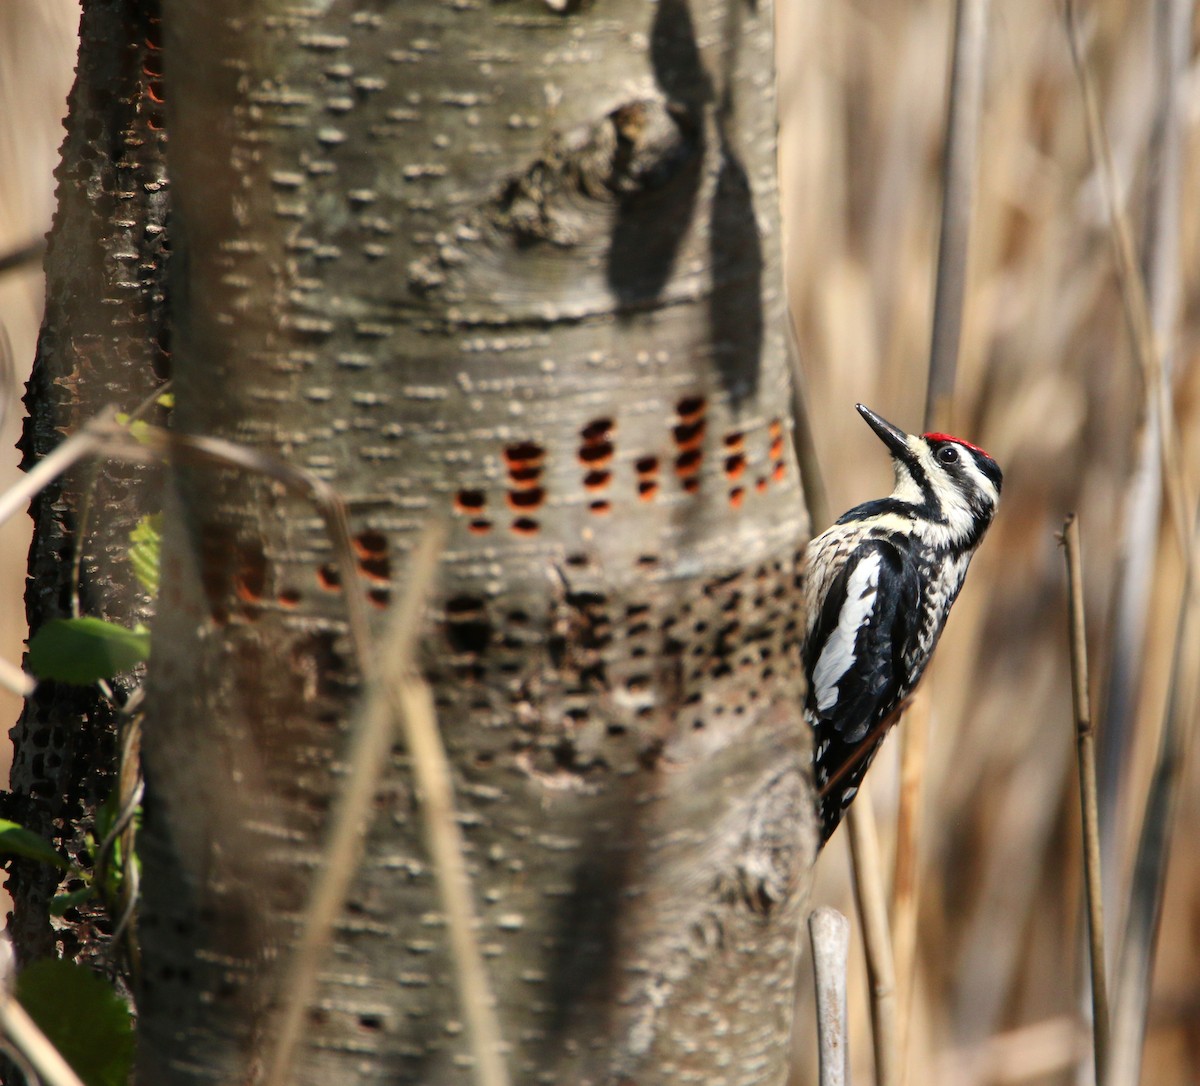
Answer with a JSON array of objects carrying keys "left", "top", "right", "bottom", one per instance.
[
  {"left": 902, "top": 439, "right": 999, "bottom": 543},
  {"left": 813, "top": 551, "right": 881, "bottom": 713},
  {"left": 962, "top": 453, "right": 1000, "bottom": 506}
]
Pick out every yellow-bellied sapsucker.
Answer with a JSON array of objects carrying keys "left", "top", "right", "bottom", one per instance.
[{"left": 802, "top": 404, "right": 1002, "bottom": 842}]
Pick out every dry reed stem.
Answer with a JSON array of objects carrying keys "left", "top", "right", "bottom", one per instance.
[
  {"left": 391, "top": 674, "right": 511, "bottom": 1086},
  {"left": 809, "top": 907, "right": 851, "bottom": 1086},
  {"left": 1095, "top": 0, "right": 1193, "bottom": 966},
  {"left": 889, "top": 684, "right": 928, "bottom": 1085},
  {"left": 787, "top": 317, "right": 831, "bottom": 533},
  {"left": 1064, "top": 8, "right": 1200, "bottom": 1084},
  {"left": 0, "top": 421, "right": 110, "bottom": 537},
  {"left": 0, "top": 411, "right": 130, "bottom": 698},
  {"left": 0, "top": 992, "right": 88, "bottom": 1086},
  {"left": 1063, "top": 0, "right": 1194, "bottom": 567},
  {"left": 848, "top": 791, "right": 898, "bottom": 1086},
  {"left": 924, "top": 0, "right": 989, "bottom": 429},
  {"left": 893, "top": 7, "right": 989, "bottom": 1079},
  {"left": 1108, "top": 499, "right": 1200, "bottom": 1086},
  {"left": 261, "top": 523, "right": 484, "bottom": 1086},
  {"left": 1061, "top": 514, "right": 1110, "bottom": 1085}
]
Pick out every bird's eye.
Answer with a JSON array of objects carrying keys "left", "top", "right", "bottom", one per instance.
[{"left": 937, "top": 445, "right": 959, "bottom": 465}]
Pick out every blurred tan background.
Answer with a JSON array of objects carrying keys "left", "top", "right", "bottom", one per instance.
[
  {"left": 2, "top": 2, "right": 1197, "bottom": 1084},
  {"left": 779, "top": 2, "right": 1199, "bottom": 1084},
  {"left": 0, "top": 4, "right": 78, "bottom": 792}
]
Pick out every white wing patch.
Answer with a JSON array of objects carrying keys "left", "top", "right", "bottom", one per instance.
[{"left": 813, "top": 551, "right": 881, "bottom": 713}]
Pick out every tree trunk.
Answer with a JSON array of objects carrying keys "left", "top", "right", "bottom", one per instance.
[
  {"left": 5, "top": 0, "right": 167, "bottom": 972},
  {"left": 139, "top": 2, "right": 815, "bottom": 1083}
]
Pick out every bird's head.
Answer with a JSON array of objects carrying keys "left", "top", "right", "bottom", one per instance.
[{"left": 856, "top": 403, "right": 1002, "bottom": 547}]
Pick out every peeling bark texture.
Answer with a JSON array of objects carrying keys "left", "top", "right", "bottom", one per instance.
[
  {"left": 142, "top": 2, "right": 814, "bottom": 1084},
  {"left": 4, "top": 0, "right": 168, "bottom": 970}
]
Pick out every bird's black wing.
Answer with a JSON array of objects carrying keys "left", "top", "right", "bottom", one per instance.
[{"left": 803, "top": 538, "right": 921, "bottom": 840}]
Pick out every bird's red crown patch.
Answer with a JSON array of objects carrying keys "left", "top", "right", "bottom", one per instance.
[{"left": 923, "top": 433, "right": 993, "bottom": 460}]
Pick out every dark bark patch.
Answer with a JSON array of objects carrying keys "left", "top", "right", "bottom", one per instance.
[
  {"left": 507, "top": 487, "right": 545, "bottom": 511},
  {"left": 444, "top": 596, "right": 492, "bottom": 656},
  {"left": 580, "top": 417, "right": 614, "bottom": 442},
  {"left": 672, "top": 419, "right": 706, "bottom": 450},
  {"left": 353, "top": 529, "right": 387, "bottom": 557},
  {"left": 504, "top": 444, "right": 547, "bottom": 468},
  {"left": 578, "top": 442, "right": 613, "bottom": 466},
  {"left": 706, "top": 146, "right": 763, "bottom": 404},
  {"left": 454, "top": 488, "right": 486, "bottom": 513}
]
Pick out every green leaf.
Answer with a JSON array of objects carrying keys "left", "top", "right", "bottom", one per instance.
[
  {"left": 27, "top": 618, "right": 150, "bottom": 684},
  {"left": 156, "top": 391, "right": 174, "bottom": 409},
  {"left": 113, "top": 412, "right": 154, "bottom": 445},
  {"left": 16, "top": 959, "right": 135, "bottom": 1086},
  {"left": 51, "top": 885, "right": 95, "bottom": 916},
  {"left": 0, "top": 819, "right": 68, "bottom": 869},
  {"left": 129, "top": 512, "right": 162, "bottom": 596}
]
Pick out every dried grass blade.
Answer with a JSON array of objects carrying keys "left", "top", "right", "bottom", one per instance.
[
  {"left": 1061, "top": 514, "right": 1110, "bottom": 1085},
  {"left": 848, "top": 792, "right": 899, "bottom": 1086}
]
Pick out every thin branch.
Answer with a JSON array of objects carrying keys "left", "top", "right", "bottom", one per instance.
[
  {"left": 1061, "top": 515, "right": 1110, "bottom": 1085},
  {"left": 150, "top": 430, "right": 375, "bottom": 674},
  {"left": 0, "top": 994, "right": 88, "bottom": 1086},
  {"left": 0, "top": 238, "right": 46, "bottom": 278},
  {"left": 390, "top": 666, "right": 511, "bottom": 1086},
  {"left": 0, "top": 421, "right": 112, "bottom": 533},
  {"left": 848, "top": 791, "right": 898, "bottom": 1086},
  {"left": 809, "top": 907, "right": 851, "bottom": 1086},
  {"left": 262, "top": 522, "right": 460, "bottom": 1086},
  {"left": 0, "top": 323, "right": 15, "bottom": 436}
]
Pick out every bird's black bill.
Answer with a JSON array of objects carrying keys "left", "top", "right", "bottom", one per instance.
[{"left": 856, "top": 403, "right": 911, "bottom": 460}]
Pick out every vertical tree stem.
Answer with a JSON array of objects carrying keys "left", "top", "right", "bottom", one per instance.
[
  {"left": 1062, "top": 515, "right": 1110, "bottom": 1085},
  {"left": 809, "top": 908, "right": 851, "bottom": 1086},
  {"left": 848, "top": 791, "right": 898, "bottom": 1086}
]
